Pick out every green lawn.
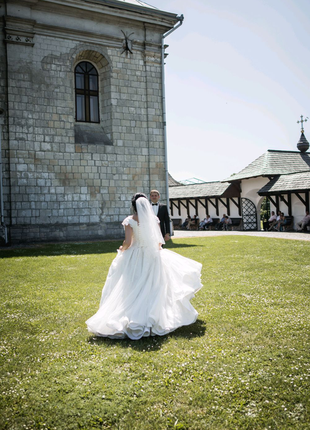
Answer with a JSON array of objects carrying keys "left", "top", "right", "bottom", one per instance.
[{"left": 0, "top": 236, "right": 309, "bottom": 430}]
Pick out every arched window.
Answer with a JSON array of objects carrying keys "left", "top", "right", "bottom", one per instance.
[{"left": 75, "top": 61, "right": 99, "bottom": 123}]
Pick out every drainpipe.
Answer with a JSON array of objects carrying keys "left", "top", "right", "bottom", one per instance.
[
  {"left": 0, "top": 108, "right": 8, "bottom": 245},
  {"left": 161, "top": 15, "right": 184, "bottom": 231}
]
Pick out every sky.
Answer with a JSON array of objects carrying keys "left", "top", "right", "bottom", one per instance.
[{"left": 148, "top": 0, "right": 310, "bottom": 183}]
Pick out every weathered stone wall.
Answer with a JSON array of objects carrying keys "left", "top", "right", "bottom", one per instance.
[
  {"left": 1, "top": 0, "right": 177, "bottom": 244},
  {"left": 0, "top": 6, "right": 9, "bottom": 243}
]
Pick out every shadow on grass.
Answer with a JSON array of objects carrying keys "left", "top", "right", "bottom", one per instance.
[
  {"left": 164, "top": 240, "right": 199, "bottom": 250},
  {"left": 0, "top": 239, "right": 199, "bottom": 258},
  {"left": 87, "top": 319, "right": 206, "bottom": 351}
]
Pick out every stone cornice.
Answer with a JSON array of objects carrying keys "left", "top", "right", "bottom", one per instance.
[
  {"left": 4, "top": 16, "right": 35, "bottom": 46},
  {"left": 23, "top": 0, "right": 178, "bottom": 30},
  {"left": 3, "top": 13, "right": 163, "bottom": 55},
  {"left": 4, "top": 15, "right": 163, "bottom": 55},
  {"left": 4, "top": 1, "right": 179, "bottom": 54},
  {"left": 34, "top": 22, "right": 162, "bottom": 55},
  {"left": 36, "top": 22, "right": 123, "bottom": 48}
]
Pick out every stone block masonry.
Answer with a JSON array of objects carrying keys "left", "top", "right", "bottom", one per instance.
[{"left": 1, "top": 0, "right": 180, "bottom": 244}]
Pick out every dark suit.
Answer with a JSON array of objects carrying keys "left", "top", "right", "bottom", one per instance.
[{"left": 156, "top": 203, "right": 171, "bottom": 238}]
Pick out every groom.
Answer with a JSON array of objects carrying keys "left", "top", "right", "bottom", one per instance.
[{"left": 150, "top": 189, "right": 171, "bottom": 241}]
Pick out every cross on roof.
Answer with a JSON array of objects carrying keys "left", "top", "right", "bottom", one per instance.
[{"left": 297, "top": 115, "right": 308, "bottom": 133}]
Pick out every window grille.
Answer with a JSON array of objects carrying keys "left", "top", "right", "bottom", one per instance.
[{"left": 75, "top": 61, "right": 99, "bottom": 123}]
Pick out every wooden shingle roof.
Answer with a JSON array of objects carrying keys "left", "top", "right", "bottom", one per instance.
[
  {"left": 259, "top": 171, "right": 310, "bottom": 195},
  {"left": 168, "top": 173, "right": 182, "bottom": 187},
  {"left": 169, "top": 181, "right": 233, "bottom": 199},
  {"left": 224, "top": 150, "right": 310, "bottom": 182}
]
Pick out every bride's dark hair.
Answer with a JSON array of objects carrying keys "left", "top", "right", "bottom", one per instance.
[{"left": 131, "top": 192, "right": 147, "bottom": 212}]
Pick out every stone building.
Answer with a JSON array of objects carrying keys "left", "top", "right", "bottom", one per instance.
[{"left": 0, "top": 0, "right": 182, "bottom": 244}]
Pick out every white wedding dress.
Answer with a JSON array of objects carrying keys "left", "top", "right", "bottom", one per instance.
[{"left": 86, "top": 216, "right": 202, "bottom": 340}]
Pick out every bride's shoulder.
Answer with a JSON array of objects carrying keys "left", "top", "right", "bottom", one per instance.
[{"left": 122, "top": 215, "right": 135, "bottom": 227}]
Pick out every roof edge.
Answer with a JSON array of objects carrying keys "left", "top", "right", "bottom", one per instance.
[
  {"left": 170, "top": 180, "right": 230, "bottom": 187},
  {"left": 83, "top": 0, "right": 179, "bottom": 20},
  {"left": 267, "top": 149, "right": 310, "bottom": 154}
]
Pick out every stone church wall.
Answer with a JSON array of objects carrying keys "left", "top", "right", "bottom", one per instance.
[
  {"left": 0, "top": 16, "right": 9, "bottom": 242},
  {"left": 1, "top": 1, "right": 178, "bottom": 244}
]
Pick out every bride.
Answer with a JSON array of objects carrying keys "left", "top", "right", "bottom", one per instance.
[{"left": 86, "top": 193, "right": 202, "bottom": 340}]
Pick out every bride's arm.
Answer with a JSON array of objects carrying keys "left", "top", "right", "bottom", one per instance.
[
  {"left": 119, "top": 225, "right": 133, "bottom": 251},
  {"left": 157, "top": 222, "right": 164, "bottom": 249}
]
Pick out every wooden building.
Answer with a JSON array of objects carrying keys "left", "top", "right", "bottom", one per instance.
[{"left": 169, "top": 132, "right": 310, "bottom": 231}]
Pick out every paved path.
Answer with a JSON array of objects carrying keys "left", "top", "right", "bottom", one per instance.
[
  {"left": 172, "top": 229, "right": 310, "bottom": 241},
  {"left": 2, "top": 230, "right": 309, "bottom": 251}
]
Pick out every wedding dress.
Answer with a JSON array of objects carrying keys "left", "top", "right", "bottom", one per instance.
[{"left": 86, "top": 199, "right": 202, "bottom": 340}]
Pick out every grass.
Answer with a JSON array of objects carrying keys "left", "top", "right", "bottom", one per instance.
[{"left": 0, "top": 236, "right": 309, "bottom": 430}]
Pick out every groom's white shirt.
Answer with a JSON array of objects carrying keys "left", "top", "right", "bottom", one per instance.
[{"left": 151, "top": 202, "right": 159, "bottom": 216}]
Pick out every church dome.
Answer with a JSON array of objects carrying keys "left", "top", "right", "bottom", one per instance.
[{"left": 297, "top": 132, "right": 309, "bottom": 153}]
